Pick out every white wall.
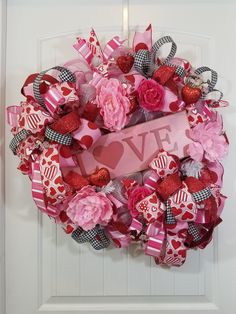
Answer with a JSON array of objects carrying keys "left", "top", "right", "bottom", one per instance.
[{"left": 0, "top": 1, "right": 6, "bottom": 314}]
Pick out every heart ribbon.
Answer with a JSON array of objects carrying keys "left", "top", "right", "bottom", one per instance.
[{"left": 103, "top": 149, "right": 220, "bottom": 266}]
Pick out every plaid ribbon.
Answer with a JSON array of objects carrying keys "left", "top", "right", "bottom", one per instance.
[
  {"left": 33, "top": 66, "right": 75, "bottom": 109},
  {"left": 9, "top": 129, "right": 30, "bottom": 154},
  {"left": 165, "top": 199, "right": 176, "bottom": 225},
  {"left": 192, "top": 187, "right": 211, "bottom": 203},
  {"left": 134, "top": 35, "right": 185, "bottom": 78},
  {"left": 71, "top": 225, "right": 110, "bottom": 250},
  {"left": 188, "top": 222, "right": 201, "bottom": 242},
  {"left": 194, "top": 66, "right": 218, "bottom": 93},
  {"left": 45, "top": 126, "right": 72, "bottom": 146}
]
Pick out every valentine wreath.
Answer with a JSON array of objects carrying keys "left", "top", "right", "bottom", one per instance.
[{"left": 7, "top": 25, "right": 229, "bottom": 267}]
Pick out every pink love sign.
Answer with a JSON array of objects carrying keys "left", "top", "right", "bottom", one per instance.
[{"left": 76, "top": 111, "right": 192, "bottom": 179}]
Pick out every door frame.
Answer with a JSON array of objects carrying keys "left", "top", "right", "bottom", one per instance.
[{"left": 0, "top": 0, "right": 6, "bottom": 314}]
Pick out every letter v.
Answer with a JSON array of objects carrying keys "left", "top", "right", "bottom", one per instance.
[{"left": 122, "top": 132, "right": 148, "bottom": 161}]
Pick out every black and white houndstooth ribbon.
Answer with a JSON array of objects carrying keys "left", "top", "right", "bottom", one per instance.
[
  {"left": 134, "top": 36, "right": 185, "bottom": 78},
  {"left": 45, "top": 126, "right": 72, "bottom": 146},
  {"left": 71, "top": 225, "right": 110, "bottom": 250},
  {"left": 188, "top": 222, "right": 201, "bottom": 242},
  {"left": 194, "top": 66, "right": 218, "bottom": 94},
  {"left": 165, "top": 200, "right": 176, "bottom": 225},
  {"left": 33, "top": 66, "right": 75, "bottom": 109},
  {"left": 9, "top": 129, "right": 30, "bottom": 154},
  {"left": 192, "top": 187, "right": 211, "bottom": 203}
]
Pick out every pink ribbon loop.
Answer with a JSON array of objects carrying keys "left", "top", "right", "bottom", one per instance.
[
  {"left": 31, "top": 158, "right": 61, "bottom": 217},
  {"left": 43, "top": 81, "right": 79, "bottom": 116},
  {"left": 74, "top": 28, "right": 125, "bottom": 77},
  {"left": 6, "top": 105, "right": 23, "bottom": 129},
  {"left": 73, "top": 38, "right": 94, "bottom": 65},
  {"left": 72, "top": 118, "right": 101, "bottom": 150},
  {"left": 145, "top": 222, "right": 165, "bottom": 258}
]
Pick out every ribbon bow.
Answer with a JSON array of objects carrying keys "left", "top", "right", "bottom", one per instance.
[
  {"left": 7, "top": 65, "right": 102, "bottom": 218},
  {"left": 133, "top": 25, "right": 185, "bottom": 79},
  {"left": 109, "top": 149, "right": 218, "bottom": 266},
  {"left": 74, "top": 28, "right": 125, "bottom": 77}
]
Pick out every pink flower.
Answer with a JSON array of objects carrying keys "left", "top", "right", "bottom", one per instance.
[
  {"left": 189, "top": 113, "right": 229, "bottom": 162},
  {"left": 66, "top": 185, "right": 113, "bottom": 231},
  {"left": 97, "top": 78, "right": 130, "bottom": 131},
  {"left": 128, "top": 186, "right": 152, "bottom": 217},
  {"left": 137, "top": 79, "right": 165, "bottom": 111}
]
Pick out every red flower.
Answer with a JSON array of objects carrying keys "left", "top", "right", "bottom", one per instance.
[
  {"left": 137, "top": 79, "right": 165, "bottom": 111},
  {"left": 128, "top": 186, "right": 152, "bottom": 217}
]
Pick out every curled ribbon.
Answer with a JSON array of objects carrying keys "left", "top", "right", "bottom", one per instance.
[
  {"left": 74, "top": 28, "right": 125, "bottom": 77},
  {"left": 105, "top": 149, "right": 220, "bottom": 266},
  {"left": 71, "top": 225, "right": 110, "bottom": 250},
  {"left": 133, "top": 26, "right": 185, "bottom": 78}
]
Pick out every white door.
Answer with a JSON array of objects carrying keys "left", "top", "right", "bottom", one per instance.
[{"left": 4, "top": 1, "right": 236, "bottom": 313}]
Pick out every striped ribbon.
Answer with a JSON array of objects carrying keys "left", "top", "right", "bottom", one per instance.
[
  {"left": 31, "top": 158, "right": 60, "bottom": 217},
  {"left": 103, "top": 36, "right": 125, "bottom": 60},
  {"left": 74, "top": 29, "right": 125, "bottom": 66},
  {"left": 128, "top": 218, "right": 165, "bottom": 258},
  {"left": 6, "top": 105, "right": 22, "bottom": 128},
  {"left": 129, "top": 218, "right": 143, "bottom": 234},
  {"left": 73, "top": 39, "right": 94, "bottom": 64},
  {"left": 43, "top": 85, "right": 65, "bottom": 116},
  {"left": 143, "top": 170, "right": 160, "bottom": 191},
  {"left": 33, "top": 66, "right": 75, "bottom": 110},
  {"left": 145, "top": 223, "right": 165, "bottom": 258}
]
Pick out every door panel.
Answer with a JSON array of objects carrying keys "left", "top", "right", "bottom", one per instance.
[{"left": 5, "top": 1, "right": 236, "bottom": 313}]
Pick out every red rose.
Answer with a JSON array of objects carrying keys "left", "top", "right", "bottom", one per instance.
[
  {"left": 128, "top": 186, "right": 152, "bottom": 217},
  {"left": 137, "top": 79, "right": 165, "bottom": 111}
]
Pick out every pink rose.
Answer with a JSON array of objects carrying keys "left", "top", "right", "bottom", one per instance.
[
  {"left": 189, "top": 113, "right": 229, "bottom": 162},
  {"left": 128, "top": 186, "right": 152, "bottom": 217},
  {"left": 66, "top": 185, "right": 113, "bottom": 231},
  {"left": 137, "top": 79, "right": 165, "bottom": 111},
  {"left": 97, "top": 78, "right": 130, "bottom": 131}
]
